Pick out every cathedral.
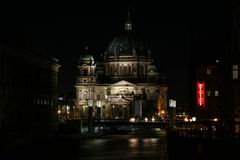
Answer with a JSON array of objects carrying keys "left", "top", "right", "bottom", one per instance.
[{"left": 75, "top": 13, "right": 168, "bottom": 120}]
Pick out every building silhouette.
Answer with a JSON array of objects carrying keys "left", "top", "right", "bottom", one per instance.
[
  {"left": 191, "top": 3, "right": 240, "bottom": 135},
  {"left": 195, "top": 61, "right": 221, "bottom": 120},
  {"left": 223, "top": 5, "right": 240, "bottom": 134},
  {"left": 0, "top": 43, "right": 61, "bottom": 147}
]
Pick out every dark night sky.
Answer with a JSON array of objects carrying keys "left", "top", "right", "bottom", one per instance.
[{"left": 0, "top": 1, "right": 235, "bottom": 109}]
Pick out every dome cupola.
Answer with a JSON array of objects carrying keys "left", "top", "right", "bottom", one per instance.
[
  {"left": 104, "top": 9, "right": 151, "bottom": 59},
  {"left": 79, "top": 46, "right": 95, "bottom": 65}
]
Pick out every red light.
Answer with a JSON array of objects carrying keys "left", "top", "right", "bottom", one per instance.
[{"left": 197, "top": 82, "right": 205, "bottom": 108}]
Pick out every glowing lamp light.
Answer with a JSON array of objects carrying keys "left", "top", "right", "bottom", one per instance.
[
  {"left": 97, "top": 101, "right": 101, "bottom": 108},
  {"left": 130, "top": 118, "right": 135, "bottom": 122},
  {"left": 169, "top": 99, "right": 176, "bottom": 108},
  {"left": 88, "top": 99, "right": 93, "bottom": 107},
  {"left": 151, "top": 116, "right": 155, "bottom": 122},
  {"left": 144, "top": 117, "right": 148, "bottom": 122},
  {"left": 192, "top": 117, "right": 196, "bottom": 122}
]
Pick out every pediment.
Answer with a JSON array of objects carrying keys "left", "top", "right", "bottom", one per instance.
[{"left": 111, "top": 80, "right": 136, "bottom": 87}]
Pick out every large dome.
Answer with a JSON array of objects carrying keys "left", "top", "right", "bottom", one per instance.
[
  {"left": 104, "top": 11, "right": 152, "bottom": 59},
  {"left": 104, "top": 34, "right": 151, "bottom": 58}
]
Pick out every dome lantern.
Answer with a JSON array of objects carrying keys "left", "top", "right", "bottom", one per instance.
[
  {"left": 125, "top": 8, "right": 132, "bottom": 31},
  {"left": 78, "top": 46, "right": 95, "bottom": 65}
]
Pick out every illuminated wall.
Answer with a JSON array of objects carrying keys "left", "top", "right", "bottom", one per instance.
[{"left": 75, "top": 16, "right": 168, "bottom": 119}]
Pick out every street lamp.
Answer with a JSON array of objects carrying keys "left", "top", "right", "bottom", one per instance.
[
  {"left": 169, "top": 99, "right": 176, "bottom": 127},
  {"left": 97, "top": 100, "right": 101, "bottom": 121},
  {"left": 87, "top": 99, "right": 93, "bottom": 134},
  {"left": 112, "top": 105, "right": 115, "bottom": 119}
]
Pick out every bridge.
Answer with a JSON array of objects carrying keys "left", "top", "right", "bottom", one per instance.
[
  {"left": 93, "top": 120, "right": 170, "bottom": 127},
  {"left": 64, "top": 119, "right": 221, "bottom": 128},
  {"left": 61, "top": 119, "right": 223, "bottom": 138}
]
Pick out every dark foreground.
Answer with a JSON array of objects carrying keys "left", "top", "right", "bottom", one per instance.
[
  {"left": 167, "top": 133, "right": 240, "bottom": 160},
  {"left": 1, "top": 130, "right": 240, "bottom": 160},
  {"left": 0, "top": 132, "right": 168, "bottom": 160}
]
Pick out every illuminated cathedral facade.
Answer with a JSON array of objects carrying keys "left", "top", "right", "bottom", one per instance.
[{"left": 75, "top": 13, "right": 168, "bottom": 120}]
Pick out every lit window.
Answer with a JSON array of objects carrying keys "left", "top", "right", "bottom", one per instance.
[
  {"left": 233, "top": 65, "right": 238, "bottom": 79},
  {"left": 79, "top": 91, "right": 83, "bottom": 100},
  {"left": 215, "top": 90, "right": 219, "bottom": 96},
  {"left": 97, "top": 95, "right": 100, "bottom": 100},
  {"left": 125, "top": 23, "right": 132, "bottom": 30},
  {"left": 206, "top": 68, "right": 211, "bottom": 75},
  {"left": 83, "top": 92, "right": 87, "bottom": 100},
  {"left": 84, "top": 69, "right": 88, "bottom": 75},
  {"left": 207, "top": 91, "right": 211, "bottom": 96}
]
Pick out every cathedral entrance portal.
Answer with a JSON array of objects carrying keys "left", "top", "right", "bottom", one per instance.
[{"left": 111, "top": 104, "right": 129, "bottom": 119}]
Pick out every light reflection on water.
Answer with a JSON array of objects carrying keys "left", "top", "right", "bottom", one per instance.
[
  {"left": 2, "top": 134, "right": 169, "bottom": 160},
  {"left": 128, "top": 138, "right": 138, "bottom": 147},
  {"left": 78, "top": 135, "right": 169, "bottom": 160}
]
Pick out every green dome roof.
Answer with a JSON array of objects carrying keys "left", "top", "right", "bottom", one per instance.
[
  {"left": 79, "top": 54, "right": 95, "bottom": 65},
  {"left": 104, "top": 34, "right": 151, "bottom": 58}
]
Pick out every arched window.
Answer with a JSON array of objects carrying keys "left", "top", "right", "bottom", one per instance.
[
  {"left": 111, "top": 65, "right": 114, "bottom": 75},
  {"left": 84, "top": 69, "right": 88, "bottom": 76},
  {"left": 83, "top": 91, "right": 88, "bottom": 100},
  {"left": 105, "top": 64, "right": 109, "bottom": 75},
  {"left": 124, "top": 66, "right": 128, "bottom": 75},
  {"left": 141, "top": 65, "right": 145, "bottom": 75},
  {"left": 120, "top": 65, "right": 123, "bottom": 76},
  {"left": 128, "top": 65, "right": 131, "bottom": 75},
  {"left": 90, "top": 67, "right": 94, "bottom": 75},
  {"left": 233, "top": 65, "right": 238, "bottom": 79},
  {"left": 79, "top": 91, "right": 83, "bottom": 99},
  {"left": 133, "top": 64, "right": 137, "bottom": 72},
  {"left": 114, "top": 65, "right": 118, "bottom": 75}
]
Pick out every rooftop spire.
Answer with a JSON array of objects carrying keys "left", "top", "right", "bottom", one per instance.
[
  {"left": 125, "top": 7, "right": 132, "bottom": 31},
  {"left": 84, "top": 43, "right": 88, "bottom": 54}
]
